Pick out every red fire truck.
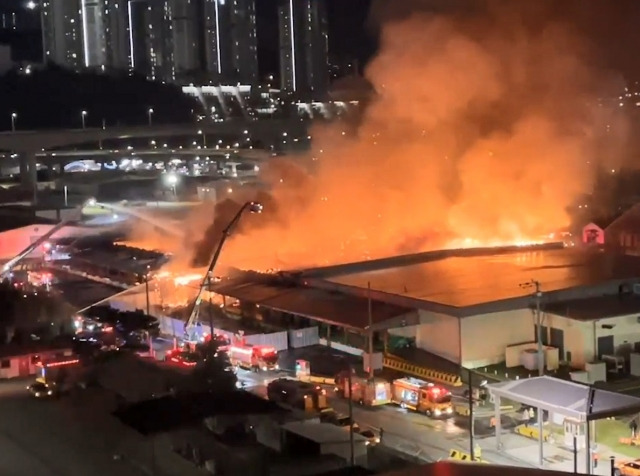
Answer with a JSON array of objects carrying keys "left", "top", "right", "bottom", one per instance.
[
  {"left": 391, "top": 377, "right": 453, "bottom": 417},
  {"left": 228, "top": 344, "right": 279, "bottom": 372}
]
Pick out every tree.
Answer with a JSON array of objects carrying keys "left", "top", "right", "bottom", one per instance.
[{"left": 192, "top": 340, "right": 237, "bottom": 394}]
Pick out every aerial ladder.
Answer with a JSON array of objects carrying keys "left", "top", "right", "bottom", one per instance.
[
  {"left": 183, "top": 201, "right": 263, "bottom": 345},
  {"left": 1, "top": 198, "right": 97, "bottom": 278}
]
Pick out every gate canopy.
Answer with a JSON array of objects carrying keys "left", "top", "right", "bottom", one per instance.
[{"left": 487, "top": 376, "right": 640, "bottom": 422}]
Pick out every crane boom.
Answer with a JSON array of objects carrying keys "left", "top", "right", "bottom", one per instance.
[
  {"left": 1, "top": 198, "right": 95, "bottom": 277},
  {"left": 184, "top": 201, "right": 262, "bottom": 341}
]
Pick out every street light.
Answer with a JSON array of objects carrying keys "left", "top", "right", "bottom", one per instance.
[
  {"left": 164, "top": 172, "right": 178, "bottom": 197},
  {"left": 519, "top": 279, "right": 545, "bottom": 467},
  {"left": 11, "top": 112, "right": 17, "bottom": 132},
  {"left": 198, "top": 129, "right": 207, "bottom": 148},
  {"left": 81, "top": 110, "right": 88, "bottom": 129},
  {"left": 147, "top": 108, "right": 154, "bottom": 126}
]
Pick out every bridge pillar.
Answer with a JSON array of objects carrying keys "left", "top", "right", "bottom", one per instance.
[{"left": 19, "top": 151, "right": 38, "bottom": 204}]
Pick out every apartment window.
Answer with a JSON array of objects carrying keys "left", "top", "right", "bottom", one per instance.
[{"left": 1, "top": 360, "right": 10, "bottom": 369}]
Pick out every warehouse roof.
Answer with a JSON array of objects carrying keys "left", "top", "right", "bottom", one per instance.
[
  {"left": 316, "top": 246, "right": 640, "bottom": 308},
  {"left": 488, "top": 376, "right": 640, "bottom": 421},
  {"left": 211, "top": 273, "right": 418, "bottom": 331},
  {"left": 546, "top": 294, "right": 640, "bottom": 321}
]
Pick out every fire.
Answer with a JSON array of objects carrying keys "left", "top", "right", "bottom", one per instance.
[
  {"left": 121, "top": 4, "right": 624, "bottom": 275},
  {"left": 173, "top": 274, "right": 202, "bottom": 287}
]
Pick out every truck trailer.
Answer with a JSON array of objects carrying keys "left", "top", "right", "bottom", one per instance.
[
  {"left": 267, "top": 377, "right": 328, "bottom": 411},
  {"left": 334, "top": 372, "right": 392, "bottom": 406}
]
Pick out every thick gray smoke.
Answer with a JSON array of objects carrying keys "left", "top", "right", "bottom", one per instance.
[{"left": 137, "top": 1, "right": 630, "bottom": 272}]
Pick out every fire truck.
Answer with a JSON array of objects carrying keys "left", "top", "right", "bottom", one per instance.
[
  {"left": 164, "top": 349, "right": 199, "bottom": 367},
  {"left": 267, "top": 377, "right": 328, "bottom": 411},
  {"left": 203, "top": 332, "right": 231, "bottom": 352},
  {"left": 334, "top": 372, "right": 392, "bottom": 406},
  {"left": 35, "top": 355, "right": 82, "bottom": 393},
  {"left": 391, "top": 377, "right": 453, "bottom": 417},
  {"left": 228, "top": 344, "right": 279, "bottom": 372}
]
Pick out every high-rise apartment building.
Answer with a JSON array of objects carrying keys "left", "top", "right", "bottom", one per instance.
[
  {"left": 171, "top": 0, "right": 200, "bottom": 77},
  {"left": 42, "top": 0, "right": 84, "bottom": 69},
  {"left": 278, "top": 0, "right": 329, "bottom": 98},
  {"left": 128, "top": 0, "right": 175, "bottom": 82},
  {"left": 202, "top": 0, "right": 257, "bottom": 84},
  {"left": 40, "top": 0, "right": 260, "bottom": 85},
  {"left": 82, "top": 0, "right": 107, "bottom": 67},
  {"left": 103, "top": 0, "right": 132, "bottom": 70}
]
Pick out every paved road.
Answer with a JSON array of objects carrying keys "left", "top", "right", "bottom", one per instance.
[
  {"left": 153, "top": 337, "right": 530, "bottom": 466},
  {"left": 233, "top": 368, "right": 532, "bottom": 466}
]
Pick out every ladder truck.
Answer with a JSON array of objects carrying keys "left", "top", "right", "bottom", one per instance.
[
  {"left": 183, "top": 201, "right": 263, "bottom": 346},
  {"left": 1, "top": 197, "right": 97, "bottom": 279}
]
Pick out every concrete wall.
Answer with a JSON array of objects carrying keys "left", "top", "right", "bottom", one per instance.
[
  {"left": 415, "top": 310, "right": 461, "bottom": 364},
  {"left": 540, "top": 313, "right": 592, "bottom": 368},
  {"left": 460, "top": 309, "right": 533, "bottom": 368}
]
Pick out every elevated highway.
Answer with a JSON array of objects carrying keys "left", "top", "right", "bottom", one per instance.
[
  {"left": 0, "top": 118, "right": 307, "bottom": 152},
  {"left": 0, "top": 118, "right": 308, "bottom": 200}
]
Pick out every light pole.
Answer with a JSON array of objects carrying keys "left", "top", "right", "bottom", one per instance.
[
  {"left": 198, "top": 129, "right": 207, "bottom": 148},
  {"left": 81, "top": 110, "right": 88, "bottom": 129},
  {"left": 147, "top": 108, "right": 154, "bottom": 126},
  {"left": 520, "top": 279, "right": 544, "bottom": 467},
  {"left": 164, "top": 172, "right": 178, "bottom": 197},
  {"left": 11, "top": 112, "right": 17, "bottom": 132},
  {"left": 520, "top": 280, "right": 544, "bottom": 376}
]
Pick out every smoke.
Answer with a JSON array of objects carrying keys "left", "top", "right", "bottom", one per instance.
[{"left": 161, "top": 2, "right": 628, "bottom": 272}]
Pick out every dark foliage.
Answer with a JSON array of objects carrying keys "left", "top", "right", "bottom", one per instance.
[
  {"left": 83, "top": 305, "right": 159, "bottom": 336},
  {"left": 0, "top": 65, "right": 200, "bottom": 131},
  {"left": 114, "top": 390, "right": 281, "bottom": 435},
  {"left": 0, "top": 282, "right": 69, "bottom": 343},
  {"left": 192, "top": 339, "right": 237, "bottom": 393}
]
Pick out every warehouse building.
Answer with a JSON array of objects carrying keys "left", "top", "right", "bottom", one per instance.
[
  {"left": 209, "top": 243, "right": 640, "bottom": 374},
  {"left": 303, "top": 244, "right": 640, "bottom": 370}
]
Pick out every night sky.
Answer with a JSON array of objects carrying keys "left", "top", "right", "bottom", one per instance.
[{"left": 2, "top": 0, "right": 640, "bottom": 81}]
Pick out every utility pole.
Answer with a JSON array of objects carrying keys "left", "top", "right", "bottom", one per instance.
[
  {"left": 145, "top": 266, "right": 152, "bottom": 356},
  {"left": 208, "top": 275, "right": 214, "bottom": 338},
  {"left": 145, "top": 268, "right": 151, "bottom": 317},
  {"left": 468, "top": 369, "right": 475, "bottom": 461},
  {"left": 367, "top": 282, "right": 374, "bottom": 380},
  {"left": 520, "top": 279, "right": 544, "bottom": 466},
  {"left": 347, "top": 363, "right": 355, "bottom": 466},
  {"left": 520, "top": 280, "right": 544, "bottom": 376}
]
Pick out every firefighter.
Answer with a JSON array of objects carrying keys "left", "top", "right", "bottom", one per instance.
[
  {"left": 474, "top": 444, "right": 482, "bottom": 460},
  {"left": 592, "top": 446, "right": 599, "bottom": 469},
  {"left": 521, "top": 408, "right": 530, "bottom": 427}
]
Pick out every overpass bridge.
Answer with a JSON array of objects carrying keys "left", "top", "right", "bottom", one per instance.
[{"left": 0, "top": 118, "right": 307, "bottom": 200}]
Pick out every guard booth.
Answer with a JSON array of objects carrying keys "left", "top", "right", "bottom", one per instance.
[
  {"left": 488, "top": 376, "right": 640, "bottom": 474},
  {"left": 563, "top": 417, "right": 586, "bottom": 449}
]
